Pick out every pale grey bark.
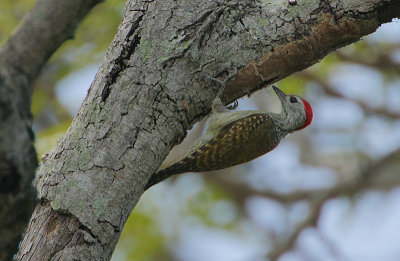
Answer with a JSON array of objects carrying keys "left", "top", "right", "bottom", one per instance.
[
  {"left": 15, "top": 0, "right": 400, "bottom": 260},
  {"left": 0, "top": 0, "right": 103, "bottom": 260}
]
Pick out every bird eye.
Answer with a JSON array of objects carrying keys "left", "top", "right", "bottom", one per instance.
[{"left": 290, "top": 96, "right": 298, "bottom": 103}]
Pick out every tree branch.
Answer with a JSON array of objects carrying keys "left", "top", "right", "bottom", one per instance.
[
  {"left": 0, "top": 0, "right": 104, "bottom": 82},
  {"left": 14, "top": 0, "right": 400, "bottom": 259},
  {"left": 220, "top": 0, "right": 400, "bottom": 104},
  {"left": 336, "top": 48, "right": 400, "bottom": 75},
  {"left": 268, "top": 196, "right": 327, "bottom": 261}
]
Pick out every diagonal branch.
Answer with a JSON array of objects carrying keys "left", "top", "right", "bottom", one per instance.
[{"left": 0, "top": 0, "right": 104, "bottom": 82}]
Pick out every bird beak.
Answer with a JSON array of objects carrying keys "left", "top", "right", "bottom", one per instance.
[
  {"left": 272, "top": 85, "right": 288, "bottom": 113},
  {"left": 272, "top": 85, "right": 287, "bottom": 103}
]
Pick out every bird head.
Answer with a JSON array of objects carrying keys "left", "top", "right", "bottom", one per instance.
[{"left": 273, "top": 85, "right": 313, "bottom": 131}]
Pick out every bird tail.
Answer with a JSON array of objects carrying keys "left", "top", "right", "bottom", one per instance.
[{"left": 145, "top": 160, "right": 191, "bottom": 190}]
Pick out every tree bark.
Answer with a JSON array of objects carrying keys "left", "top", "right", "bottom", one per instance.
[
  {"left": 0, "top": 0, "right": 103, "bottom": 260},
  {"left": 15, "top": 0, "right": 400, "bottom": 260}
]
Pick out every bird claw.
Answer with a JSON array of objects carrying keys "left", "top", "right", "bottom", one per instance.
[
  {"left": 203, "top": 73, "right": 225, "bottom": 91},
  {"left": 226, "top": 100, "right": 238, "bottom": 110},
  {"left": 212, "top": 98, "right": 238, "bottom": 113},
  {"left": 203, "top": 67, "right": 238, "bottom": 98}
]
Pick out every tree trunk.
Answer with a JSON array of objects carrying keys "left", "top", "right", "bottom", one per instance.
[
  {"left": 0, "top": 0, "right": 103, "bottom": 260},
  {"left": 15, "top": 0, "right": 400, "bottom": 260}
]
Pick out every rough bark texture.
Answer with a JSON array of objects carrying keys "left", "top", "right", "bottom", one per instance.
[
  {"left": 0, "top": 0, "right": 103, "bottom": 260},
  {"left": 14, "top": 0, "right": 400, "bottom": 260}
]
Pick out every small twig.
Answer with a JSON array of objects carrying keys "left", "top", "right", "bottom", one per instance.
[
  {"left": 316, "top": 229, "right": 350, "bottom": 261},
  {"left": 298, "top": 71, "right": 400, "bottom": 119},
  {"left": 268, "top": 194, "right": 329, "bottom": 261},
  {"left": 336, "top": 50, "right": 400, "bottom": 75},
  {"left": 203, "top": 67, "right": 238, "bottom": 97},
  {"left": 206, "top": 172, "right": 359, "bottom": 210}
]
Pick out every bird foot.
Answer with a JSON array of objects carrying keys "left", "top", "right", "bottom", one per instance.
[
  {"left": 226, "top": 100, "right": 238, "bottom": 110},
  {"left": 204, "top": 67, "right": 238, "bottom": 110},
  {"left": 203, "top": 67, "right": 238, "bottom": 96}
]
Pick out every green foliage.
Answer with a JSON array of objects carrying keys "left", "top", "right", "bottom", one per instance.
[
  {"left": 116, "top": 211, "right": 164, "bottom": 261},
  {"left": 0, "top": 0, "right": 36, "bottom": 44},
  {"left": 186, "top": 183, "right": 239, "bottom": 229},
  {"left": 279, "top": 75, "right": 307, "bottom": 95},
  {"left": 309, "top": 52, "right": 341, "bottom": 77}
]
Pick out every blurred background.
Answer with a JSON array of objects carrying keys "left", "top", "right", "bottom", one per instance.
[{"left": 2, "top": 1, "right": 400, "bottom": 261}]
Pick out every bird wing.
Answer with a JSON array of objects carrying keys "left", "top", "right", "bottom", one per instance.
[
  {"left": 145, "top": 113, "right": 279, "bottom": 189},
  {"left": 186, "top": 113, "right": 279, "bottom": 172}
]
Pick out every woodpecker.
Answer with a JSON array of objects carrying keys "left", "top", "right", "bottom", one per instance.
[{"left": 145, "top": 85, "right": 313, "bottom": 190}]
